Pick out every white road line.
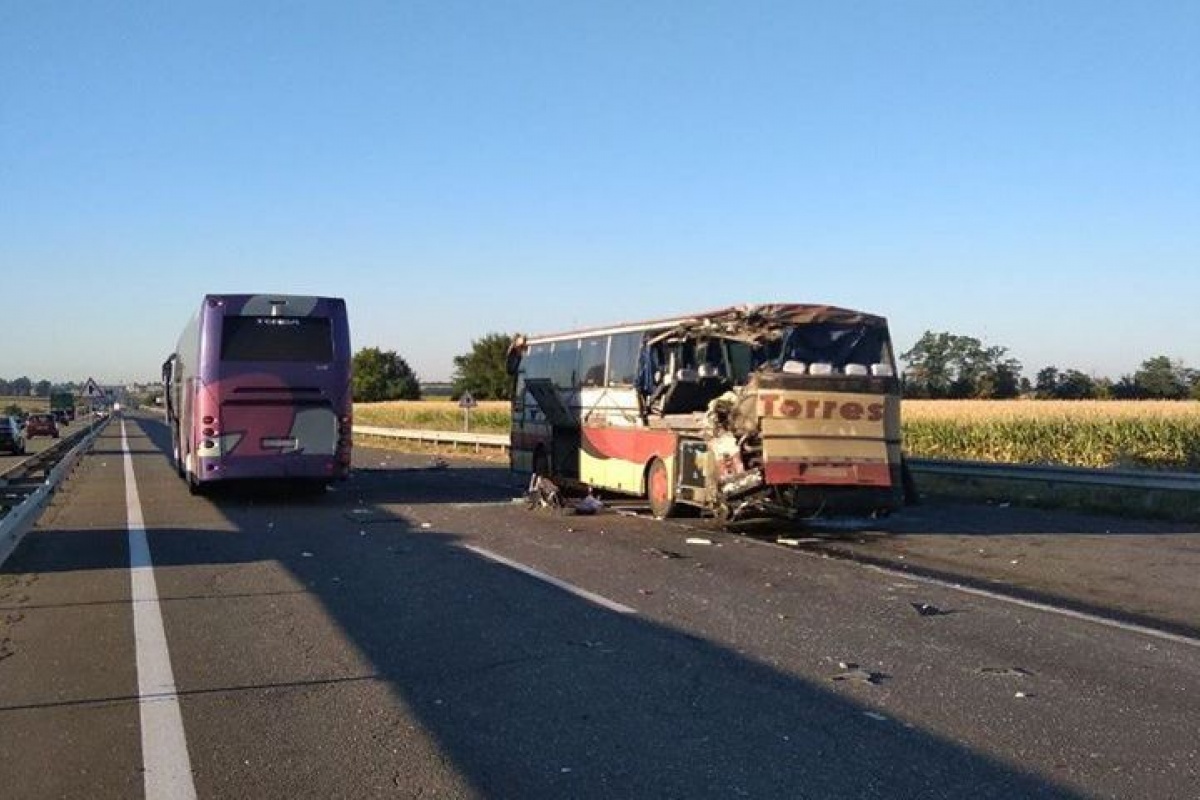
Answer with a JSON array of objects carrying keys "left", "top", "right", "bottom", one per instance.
[
  {"left": 731, "top": 527, "right": 1200, "bottom": 649},
  {"left": 122, "top": 420, "right": 198, "bottom": 800},
  {"left": 857, "top": 562, "right": 1200, "bottom": 649},
  {"left": 462, "top": 544, "right": 638, "bottom": 615}
]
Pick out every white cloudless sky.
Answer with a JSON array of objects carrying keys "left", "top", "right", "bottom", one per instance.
[{"left": 2, "top": 1, "right": 1197, "bottom": 384}]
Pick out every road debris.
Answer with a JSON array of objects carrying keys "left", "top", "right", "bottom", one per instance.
[
  {"left": 831, "top": 662, "right": 887, "bottom": 685},
  {"left": 574, "top": 494, "right": 605, "bottom": 515},
  {"left": 526, "top": 474, "right": 563, "bottom": 510},
  {"left": 686, "top": 537, "right": 713, "bottom": 546},
  {"left": 976, "top": 666, "right": 1034, "bottom": 678},
  {"left": 301, "top": 551, "right": 314, "bottom": 558},
  {"left": 427, "top": 456, "right": 449, "bottom": 470},
  {"left": 645, "top": 547, "right": 687, "bottom": 560},
  {"left": 910, "top": 602, "right": 955, "bottom": 617},
  {"left": 862, "top": 711, "right": 888, "bottom": 721}
]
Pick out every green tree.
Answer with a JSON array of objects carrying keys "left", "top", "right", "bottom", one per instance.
[
  {"left": 1133, "top": 356, "right": 1189, "bottom": 399},
  {"left": 452, "top": 333, "right": 515, "bottom": 400},
  {"left": 352, "top": 348, "right": 420, "bottom": 402},
  {"left": 901, "top": 332, "right": 1023, "bottom": 399}
]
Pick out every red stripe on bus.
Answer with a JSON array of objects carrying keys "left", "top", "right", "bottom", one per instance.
[
  {"left": 581, "top": 427, "right": 677, "bottom": 464},
  {"left": 764, "top": 461, "right": 892, "bottom": 487}
]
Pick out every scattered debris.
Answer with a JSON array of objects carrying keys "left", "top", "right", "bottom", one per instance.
[
  {"left": 977, "top": 666, "right": 1034, "bottom": 678},
  {"left": 686, "top": 537, "right": 713, "bottom": 546},
  {"left": 777, "top": 537, "right": 801, "bottom": 546},
  {"left": 526, "top": 474, "right": 563, "bottom": 510},
  {"left": 420, "top": 522, "right": 433, "bottom": 529},
  {"left": 428, "top": 456, "right": 449, "bottom": 470},
  {"left": 832, "top": 665, "right": 887, "bottom": 686},
  {"left": 638, "top": 588, "right": 655, "bottom": 595},
  {"left": 645, "top": 547, "right": 687, "bottom": 560},
  {"left": 574, "top": 494, "right": 605, "bottom": 515},
  {"left": 910, "top": 602, "right": 955, "bottom": 617}
]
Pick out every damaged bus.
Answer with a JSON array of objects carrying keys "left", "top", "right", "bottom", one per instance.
[
  {"left": 163, "top": 294, "right": 353, "bottom": 493},
  {"left": 507, "top": 304, "right": 909, "bottom": 523}
]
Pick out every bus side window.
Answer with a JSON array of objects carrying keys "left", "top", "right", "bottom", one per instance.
[
  {"left": 607, "top": 333, "right": 641, "bottom": 386},
  {"left": 549, "top": 340, "right": 579, "bottom": 390},
  {"left": 578, "top": 336, "right": 606, "bottom": 387}
]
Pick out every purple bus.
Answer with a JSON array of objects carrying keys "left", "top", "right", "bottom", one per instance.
[{"left": 162, "top": 294, "right": 353, "bottom": 493}]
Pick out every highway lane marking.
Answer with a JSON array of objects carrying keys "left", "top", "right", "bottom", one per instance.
[
  {"left": 726, "top": 525, "right": 1200, "bottom": 649},
  {"left": 462, "top": 544, "right": 638, "bottom": 615},
  {"left": 857, "top": 563, "right": 1200, "bottom": 649},
  {"left": 122, "top": 420, "right": 198, "bottom": 800}
]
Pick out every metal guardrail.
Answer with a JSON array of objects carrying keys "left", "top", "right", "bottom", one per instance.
[
  {"left": 354, "top": 425, "right": 509, "bottom": 451},
  {"left": 352, "top": 426, "right": 1200, "bottom": 493},
  {"left": 907, "top": 458, "right": 1200, "bottom": 492},
  {"left": 0, "top": 419, "right": 110, "bottom": 567}
]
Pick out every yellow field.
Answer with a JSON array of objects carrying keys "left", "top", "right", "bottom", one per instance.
[
  {"left": 355, "top": 399, "right": 512, "bottom": 433},
  {"left": 354, "top": 398, "right": 1200, "bottom": 470},
  {"left": 903, "top": 400, "right": 1200, "bottom": 469}
]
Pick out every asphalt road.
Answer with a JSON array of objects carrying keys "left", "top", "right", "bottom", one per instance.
[{"left": 0, "top": 412, "right": 1196, "bottom": 798}]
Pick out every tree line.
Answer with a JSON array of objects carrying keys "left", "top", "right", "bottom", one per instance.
[
  {"left": 9, "top": 330, "right": 1195, "bottom": 404},
  {"left": 901, "top": 331, "right": 1200, "bottom": 400}
]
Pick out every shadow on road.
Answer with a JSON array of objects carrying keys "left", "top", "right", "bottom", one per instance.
[{"left": 1, "top": 414, "right": 1087, "bottom": 799}]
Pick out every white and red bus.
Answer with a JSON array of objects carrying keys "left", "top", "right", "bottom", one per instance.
[
  {"left": 162, "top": 294, "right": 352, "bottom": 493},
  {"left": 507, "top": 304, "right": 908, "bottom": 523}
]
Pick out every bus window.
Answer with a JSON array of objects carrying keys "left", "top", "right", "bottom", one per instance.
[
  {"left": 549, "top": 340, "right": 579, "bottom": 389},
  {"left": 726, "top": 340, "right": 754, "bottom": 384},
  {"left": 607, "top": 332, "right": 641, "bottom": 386},
  {"left": 522, "top": 343, "right": 551, "bottom": 381},
  {"left": 220, "top": 316, "right": 333, "bottom": 362},
  {"left": 578, "top": 337, "right": 607, "bottom": 387}
]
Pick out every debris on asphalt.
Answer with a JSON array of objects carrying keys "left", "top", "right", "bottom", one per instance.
[
  {"left": 574, "top": 494, "right": 605, "bottom": 515},
  {"left": 1015, "top": 692, "right": 1030, "bottom": 699},
  {"left": 427, "top": 456, "right": 449, "bottom": 470},
  {"left": 831, "top": 663, "right": 887, "bottom": 685},
  {"left": 977, "top": 666, "right": 1034, "bottom": 678},
  {"left": 420, "top": 522, "right": 432, "bottom": 529},
  {"left": 645, "top": 547, "right": 687, "bottom": 560},
  {"left": 526, "top": 474, "right": 563, "bottom": 510},
  {"left": 862, "top": 711, "right": 889, "bottom": 721},
  {"left": 777, "top": 537, "right": 801, "bottom": 546},
  {"left": 686, "top": 537, "right": 713, "bottom": 546},
  {"left": 910, "top": 602, "right": 955, "bottom": 617}
]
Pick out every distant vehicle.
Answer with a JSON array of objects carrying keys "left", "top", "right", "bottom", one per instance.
[
  {"left": 52, "top": 409, "right": 71, "bottom": 426},
  {"left": 49, "top": 391, "right": 75, "bottom": 422},
  {"left": 163, "top": 294, "right": 353, "bottom": 494},
  {"left": 507, "top": 303, "right": 909, "bottom": 523},
  {"left": 0, "top": 416, "right": 27, "bottom": 454},
  {"left": 24, "top": 412, "right": 59, "bottom": 439}
]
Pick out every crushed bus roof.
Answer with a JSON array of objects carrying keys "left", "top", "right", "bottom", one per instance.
[{"left": 522, "top": 303, "right": 889, "bottom": 345}]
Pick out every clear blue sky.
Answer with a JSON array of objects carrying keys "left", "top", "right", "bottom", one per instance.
[{"left": 3, "top": 1, "right": 1197, "bottom": 385}]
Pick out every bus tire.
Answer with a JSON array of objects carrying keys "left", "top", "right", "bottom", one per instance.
[{"left": 646, "top": 457, "right": 675, "bottom": 519}]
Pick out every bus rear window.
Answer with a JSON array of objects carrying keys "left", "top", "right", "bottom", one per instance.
[{"left": 220, "top": 316, "right": 333, "bottom": 362}]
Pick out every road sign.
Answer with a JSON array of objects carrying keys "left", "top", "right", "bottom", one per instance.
[
  {"left": 458, "top": 392, "right": 477, "bottom": 409},
  {"left": 83, "top": 378, "right": 102, "bottom": 398}
]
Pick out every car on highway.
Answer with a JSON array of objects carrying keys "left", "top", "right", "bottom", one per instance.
[
  {"left": 0, "top": 416, "right": 27, "bottom": 454},
  {"left": 24, "top": 412, "right": 59, "bottom": 439}
]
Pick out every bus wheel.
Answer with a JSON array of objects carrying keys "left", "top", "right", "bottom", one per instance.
[
  {"left": 647, "top": 458, "right": 675, "bottom": 519},
  {"left": 186, "top": 468, "right": 205, "bottom": 496}
]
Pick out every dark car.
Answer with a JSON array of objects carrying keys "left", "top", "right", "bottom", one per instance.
[
  {"left": 0, "top": 416, "right": 27, "bottom": 454},
  {"left": 24, "top": 412, "right": 59, "bottom": 439}
]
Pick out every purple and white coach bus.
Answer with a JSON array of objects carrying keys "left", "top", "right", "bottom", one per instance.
[{"left": 162, "top": 294, "right": 353, "bottom": 493}]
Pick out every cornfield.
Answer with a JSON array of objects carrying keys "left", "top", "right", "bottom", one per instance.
[
  {"left": 903, "top": 400, "right": 1200, "bottom": 470},
  {"left": 354, "top": 399, "right": 1200, "bottom": 471}
]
